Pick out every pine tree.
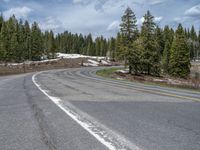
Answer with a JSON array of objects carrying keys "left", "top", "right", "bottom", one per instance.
[
  {"left": 162, "top": 40, "right": 171, "bottom": 73},
  {"left": 30, "top": 22, "right": 43, "bottom": 60},
  {"left": 190, "top": 25, "right": 197, "bottom": 41},
  {"left": 24, "top": 20, "right": 31, "bottom": 60},
  {"left": 0, "top": 14, "right": 3, "bottom": 32},
  {"left": 162, "top": 26, "right": 173, "bottom": 73},
  {"left": 155, "top": 26, "right": 165, "bottom": 55},
  {"left": 140, "top": 10, "right": 160, "bottom": 76},
  {"left": 129, "top": 38, "right": 143, "bottom": 75},
  {"left": 7, "top": 16, "right": 18, "bottom": 62},
  {"left": 0, "top": 22, "right": 7, "bottom": 62},
  {"left": 116, "top": 32, "right": 123, "bottom": 60},
  {"left": 48, "top": 30, "right": 56, "bottom": 58},
  {"left": 120, "top": 7, "right": 138, "bottom": 73},
  {"left": 16, "top": 19, "right": 27, "bottom": 62},
  {"left": 108, "top": 37, "right": 116, "bottom": 60},
  {"left": 169, "top": 24, "right": 190, "bottom": 78},
  {"left": 189, "top": 42, "right": 194, "bottom": 60},
  {"left": 163, "top": 25, "right": 174, "bottom": 45},
  {"left": 86, "top": 34, "right": 93, "bottom": 56},
  {"left": 95, "top": 37, "right": 101, "bottom": 56}
]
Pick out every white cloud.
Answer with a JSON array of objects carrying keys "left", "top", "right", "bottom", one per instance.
[
  {"left": 3, "top": 6, "right": 32, "bottom": 19},
  {"left": 137, "top": 16, "right": 162, "bottom": 25},
  {"left": 73, "top": 0, "right": 165, "bottom": 6},
  {"left": 149, "top": 0, "right": 164, "bottom": 5},
  {"left": 184, "top": 4, "right": 200, "bottom": 17},
  {"left": 154, "top": 16, "right": 163, "bottom": 22},
  {"left": 107, "top": 20, "right": 119, "bottom": 31},
  {"left": 39, "top": 16, "right": 61, "bottom": 31}
]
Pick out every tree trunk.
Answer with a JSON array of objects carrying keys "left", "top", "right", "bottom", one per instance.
[
  {"left": 129, "top": 65, "right": 132, "bottom": 74},
  {"left": 134, "top": 64, "right": 138, "bottom": 75}
]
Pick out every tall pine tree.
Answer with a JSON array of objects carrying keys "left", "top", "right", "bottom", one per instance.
[
  {"left": 120, "top": 7, "right": 138, "bottom": 73},
  {"left": 0, "top": 22, "right": 7, "bottom": 62},
  {"left": 169, "top": 24, "right": 190, "bottom": 78},
  {"left": 30, "top": 22, "right": 43, "bottom": 60},
  {"left": 140, "top": 10, "right": 160, "bottom": 76}
]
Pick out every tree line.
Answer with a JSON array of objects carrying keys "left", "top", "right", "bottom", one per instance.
[
  {"left": 113, "top": 7, "right": 200, "bottom": 78},
  {"left": 0, "top": 9, "right": 200, "bottom": 78},
  {"left": 0, "top": 15, "right": 109, "bottom": 62}
]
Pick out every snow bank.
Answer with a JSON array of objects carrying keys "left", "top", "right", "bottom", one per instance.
[
  {"left": 88, "top": 59, "right": 100, "bottom": 65},
  {"left": 101, "top": 60, "right": 109, "bottom": 65},
  {"left": 0, "top": 53, "right": 111, "bottom": 67},
  {"left": 57, "top": 53, "right": 87, "bottom": 59},
  {"left": 56, "top": 53, "right": 106, "bottom": 60},
  {"left": 116, "top": 69, "right": 129, "bottom": 74},
  {"left": 83, "top": 59, "right": 100, "bottom": 67},
  {"left": 83, "top": 63, "right": 98, "bottom": 67}
]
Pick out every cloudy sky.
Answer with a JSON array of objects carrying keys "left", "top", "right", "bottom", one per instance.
[{"left": 0, "top": 0, "right": 200, "bottom": 37}]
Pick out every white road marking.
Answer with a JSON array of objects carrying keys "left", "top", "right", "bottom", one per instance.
[{"left": 32, "top": 71, "right": 141, "bottom": 150}]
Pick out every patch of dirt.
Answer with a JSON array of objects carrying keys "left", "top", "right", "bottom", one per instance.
[{"left": 0, "top": 58, "right": 87, "bottom": 76}]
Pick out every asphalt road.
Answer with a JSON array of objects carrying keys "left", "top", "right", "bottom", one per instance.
[{"left": 0, "top": 67, "right": 200, "bottom": 150}]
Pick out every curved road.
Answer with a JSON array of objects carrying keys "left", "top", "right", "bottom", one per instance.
[{"left": 0, "top": 67, "right": 200, "bottom": 150}]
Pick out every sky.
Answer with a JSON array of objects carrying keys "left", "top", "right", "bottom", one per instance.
[{"left": 0, "top": 0, "right": 200, "bottom": 38}]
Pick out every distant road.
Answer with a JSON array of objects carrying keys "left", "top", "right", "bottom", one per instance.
[{"left": 0, "top": 67, "right": 200, "bottom": 150}]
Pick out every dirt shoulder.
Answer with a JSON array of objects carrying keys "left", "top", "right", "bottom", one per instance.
[
  {"left": 97, "top": 68, "right": 200, "bottom": 90},
  {"left": 0, "top": 58, "right": 86, "bottom": 76}
]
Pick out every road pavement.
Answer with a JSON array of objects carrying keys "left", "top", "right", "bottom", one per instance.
[{"left": 0, "top": 67, "right": 200, "bottom": 150}]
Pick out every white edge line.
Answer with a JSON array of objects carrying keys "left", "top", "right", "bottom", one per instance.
[{"left": 32, "top": 72, "right": 117, "bottom": 150}]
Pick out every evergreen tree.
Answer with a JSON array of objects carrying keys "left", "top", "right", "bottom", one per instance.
[
  {"left": 163, "top": 25, "right": 174, "bottom": 45},
  {"left": 16, "top": 19, "right": 27, "bottom": 61},
  {"left": 7, "top": 16, "right": 18, "bottom": 62},
  {"left": 0, "top": 14, "right": 3, "bottom": 31},
  {"left": 116, "top": 32, "right": 123, "bottom": 60},
  {"left": 140, "top": 10, "right": 160, "bottom": 76},
  {"left": 24, "top": 20, "right": 31, "bottom": 60},
  {"left": 162, "top": 40, "right": 171, "bottom": 73},
  {"left": 162, "top": 26, "right": 173, "bottom": 73},
  {"left": 155, "top": 26, "right": 165, "bottom": 55},
  {"left": 48, "top": 30, "right": 56, "bottom": 58},
  {"left": 120, "top": 7, "right": 138, "bottom": 73},
  {"left": 95, "top": 37, "right": 101, "bottom": 56},
  {"left": 86, "top": 34, "right": 93, "bottom": 55},
  {"left": 189, "top": 42, "right": 194, "bottom": 60},
  {"left": 0, "top": 22, "right": 7, "bottom": 62},
  {"left": 108, "top": 37, "right": 116, "bottom": 60},
  {"left": 129, "top": 38, "right": 143, "bottom": 75},
  {"left": 100, "top": 36, "right": 107, "bottom": 56},
  {"left": 30, "top": 22, "right": 43, "bottom": 60},
  {"left": 169, "top": 24, "right": 190, "bottom": 78},
  {"left": 190, "top": 25, "right": 197, "bottom": 41}
]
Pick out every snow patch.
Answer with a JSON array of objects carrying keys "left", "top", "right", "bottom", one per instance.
[
  {"left": 83, "top": 63, "right": 98, "bottom": 67},
  {"left": 88, "top": 59, "right": 100, "bottom": 65},
  {"left": 56, "top": 53, "right": 107, "bottom": 60},
  {"left": 101, "top": 60, "right": 109, "bottom": 65},
  {"left": 116, "top": 69, "right": 129, "bottom": 74}
]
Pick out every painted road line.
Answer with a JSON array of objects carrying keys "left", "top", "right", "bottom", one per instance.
[
  {"left": 32, "top": 72, "right": 141, "bottom": 150},
  {"left": 83, "top": 70, "right": 200, "bottom": 102}
]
